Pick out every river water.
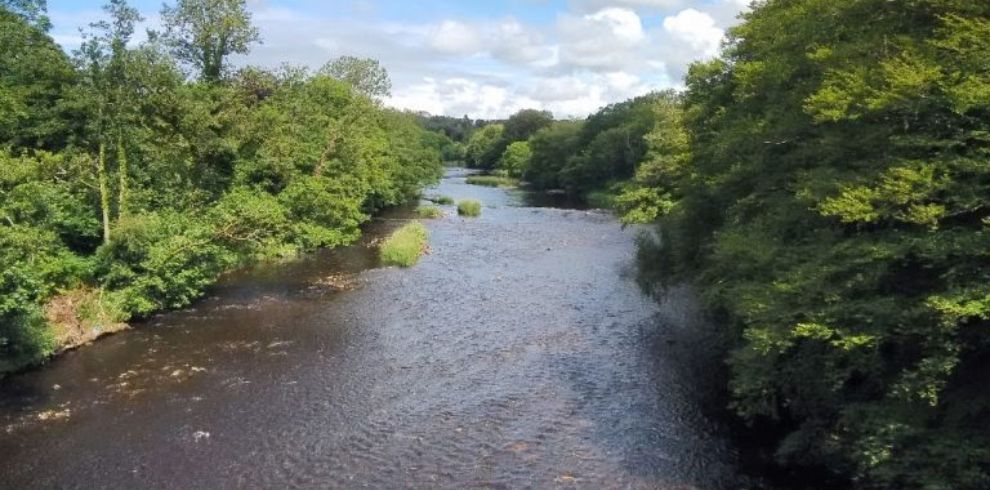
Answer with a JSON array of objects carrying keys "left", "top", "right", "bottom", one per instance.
[{"left": 0, "top": 169, "right": 740, "bottom": 489}]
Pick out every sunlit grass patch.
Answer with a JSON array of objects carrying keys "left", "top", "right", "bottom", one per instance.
[
  {"left": 457, "top": 200, "right": 482, "bottom": 217},
  {"left": 416, "top": 205, "right": 444, "bottom": 219},
  {"left": 466, "top": 175, "right": 519, "bottom": 188},
  {"left": 379, "top": 222, "right": 429, "bottom": 267}
]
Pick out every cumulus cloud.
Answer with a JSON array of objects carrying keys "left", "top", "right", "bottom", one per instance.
[
  {"left": 426, "top": 17, "right": 553, "bottom": 66},
  {"left": 661, "top": 8, "right": 724, "bottom": 58},
  {"left": 557, "top": 7, "right": 645, "bottom": 71},
  {"left": 45, "top": 0, "right": 752, "bottom": 119}
]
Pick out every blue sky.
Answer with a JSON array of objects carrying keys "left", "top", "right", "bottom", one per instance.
[{"left": 45, "top": 0, "right": 751, "bottom": 118}]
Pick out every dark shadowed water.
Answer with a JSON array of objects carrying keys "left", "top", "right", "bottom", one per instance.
[{"left": 0, "top": 169, "right": 740, "bottom": 489}]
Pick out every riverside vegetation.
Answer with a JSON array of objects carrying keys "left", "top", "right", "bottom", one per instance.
[
  {"left": 0, "top": 0, "right": 448, "bottom": 374},
  {"left": 2, "top": 0, "right": 988, "bottom": 488},
  {"left": 378, "top": 222, "right": 429, "bottom": 268},
  {"left": 456, "top": 200, "right": 482, "bottom": 217},
  {"left": 464, "top": 1, "right": 990, "bottom": 488}
]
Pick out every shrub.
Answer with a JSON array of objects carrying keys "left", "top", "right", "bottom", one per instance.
[
  {"left": 416, "top": 205, "right": 443, "bottom": 219},
  {"left": 457, "top": 200, "right": 482, "bottom": 217},
  {"left": 379, "top": 222, "right": 429, "bottom": 267}
]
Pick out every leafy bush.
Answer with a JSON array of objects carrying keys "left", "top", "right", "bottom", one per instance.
[
  {"left": 457, "top": 200, "right": 482, "bottom": 217},
  {"left": 0, "top": 225, "right": 88, "bottom": 371},
  {"left": 379, "top": 222, "right": 428, "bottom": 267}
]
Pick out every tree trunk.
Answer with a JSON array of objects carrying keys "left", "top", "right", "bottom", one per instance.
[
  {"left": 98, "top": 141, "right": 111, "bottom": 244},
  {"left": 117, "top": 130, "right": 128, "bottom": 218}
]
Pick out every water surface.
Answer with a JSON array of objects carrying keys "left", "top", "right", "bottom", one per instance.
[{"left": 0, "top": 169, "right": 738, "bottom": 488}]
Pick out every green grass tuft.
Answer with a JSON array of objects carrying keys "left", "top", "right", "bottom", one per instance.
[
  {"left": 424, "top": 195, "right": 454, "bottom": 205},
  {"left": 465, "top": 175, "right": 519, "bottom": 188},
  {"left": 457, "top": 200, "right": 482, "bottom": 217},
  {"left": 416, "top": 205, "right": 444, "bottom": 219},
  {"left": 379, "top": 222, "right": 429, "bottom": 267}
]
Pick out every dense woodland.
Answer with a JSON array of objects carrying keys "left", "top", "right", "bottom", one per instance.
[
  {"left": 466, "top": 1, "right": 990, "bottom": 488},
  {"left": 0, "top": 0, "right": 444, "bottom": 373},
  {"left": 2, "top": 0, "right": 989, "bottom": 488}
]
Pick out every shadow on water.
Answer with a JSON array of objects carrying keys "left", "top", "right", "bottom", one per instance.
[{"left": 630, "top": 228, "right": 850, "bottom": 490}]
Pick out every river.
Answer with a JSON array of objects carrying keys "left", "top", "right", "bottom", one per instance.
[{"left": 0, "top": 169, "right": 740, "bottom": 489}]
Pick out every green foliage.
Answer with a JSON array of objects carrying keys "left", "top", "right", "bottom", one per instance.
[
  {"left": 415, "top": 205, "right": 443, "bottom": 219},
  {"left": 416, "top": 114, "right": 476, "bottom": 143},
  {"left": 615, "top": 92, "right": 689, "bottom": 224},
  {"left": 319, "top": 55, "right": 391, "bottom": 98},
  {"left": 0, "top": 7, "right": 75, "bottom": 148},
  {"left": 465, "top": 175, "right": 519, "bottom": 188},
  {"left": 0, "top": 0, "right": 51, "bottom": 30},
  {"left": 631, "top": 1, "right": 990, "bottom": 487},
  {"left": 503, "top": 109, "right": 553, "bottom": 142},
  {"left": 585, "top": 185, "right": 622, "bottom": 210},
  {"left": 457, "top": 200, "right": 482, "bottom": 217},
  {"left": 497, "top": 141, "right": 531, "bottom": 178},
  {"left": 159, "top": 0, "right": 260, "bottom": 82},
  {"left": 0, "top": 224, "right": 85, "bottom": 370},
  {"left": 0, "top": 5, "right": 442, "bottom": 374},
  {"left": 465, "top": 123, "right": 504, "bottom": 169},
  {"left": 524, "top": 120, "right": 583, "bottom": 189},
  {"left": 379, "top": 221, "right": 428, "bottom": 267}
]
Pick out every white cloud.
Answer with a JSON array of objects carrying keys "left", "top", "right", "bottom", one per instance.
[
  {"left": 557, "top": 7, "right": 645, "bottom": 71},
  {"left": 45, "top": 0, "right": 752, "bottom": 119},
  {"left": 661, "top": 8, "right": 723, "bottom": 58},
  {"left": 430, "top": 20, "right": 483, "bottom": 55}
]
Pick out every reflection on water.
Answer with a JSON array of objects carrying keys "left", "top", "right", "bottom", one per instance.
[{"left": 0, "top": 168, "right": 740, "bottom": 489}]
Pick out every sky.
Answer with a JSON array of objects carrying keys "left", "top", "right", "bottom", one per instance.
[{"left": 45, "top": 0, "right": 751, "bottom": 119}]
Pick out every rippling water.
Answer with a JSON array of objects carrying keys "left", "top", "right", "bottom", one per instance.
[{"left": 0, "top": 169, "right": 740, "bottom": 489}]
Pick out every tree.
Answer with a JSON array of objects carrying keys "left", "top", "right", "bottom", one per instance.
[
  {"left": 75, "top": 0, "right": 143, "bottom": 242},
  {"left": 503, "top": 109, "right": 553, "bottom": 142},
  {"left": 0, "top": 7, "right": 75, "bottom": 149},
  {"left": 524, "top": 121, "right": 582, "bottom": 189},
  {"left": 464, "top": 123, "right": 504, "bottom": 169},
  {"left": 319, "top": 56, "right": 391, "bottom": 99},
  {"left": 498, "top": 141, "right": 531, "bottom": 178},
  {"left": 160, "top": 0, "right": 260, "bottom": 82},
  {"left": 634, "top": 1, "right": 990, "bottom": 487}
]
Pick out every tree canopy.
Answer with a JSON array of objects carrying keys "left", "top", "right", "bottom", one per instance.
[
  {"left": 160, "top": 0, "right": 260, "bottom": 82},
  {"left": 320, "top": 55, "right": 392, "bottom": 99}
]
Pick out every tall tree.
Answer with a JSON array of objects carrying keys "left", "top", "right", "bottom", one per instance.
[
  {"left": 76, "top": 0, "right": 142, "bottom": 242},
  {"left": 319, "top": 56, "right": 392, "bottom": 99},
  {"left": 160, "top": 0, "right": 260, "bottom": 82}
]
